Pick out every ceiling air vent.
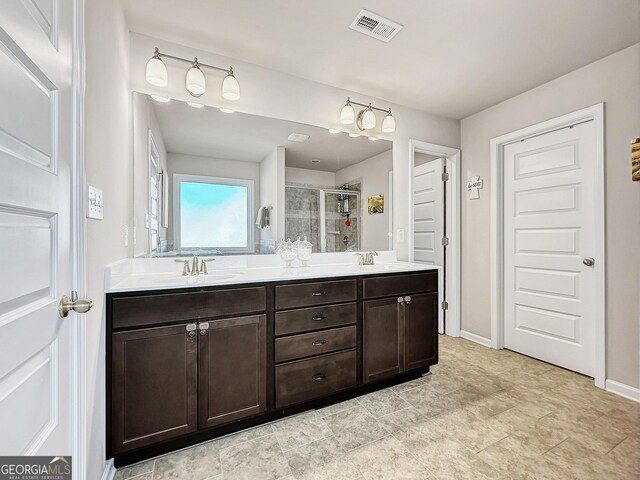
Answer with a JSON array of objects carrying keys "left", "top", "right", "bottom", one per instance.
[{"left": 349, "top": 9, "right": 403, "bottom": 43}]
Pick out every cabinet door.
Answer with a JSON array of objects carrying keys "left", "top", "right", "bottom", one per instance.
[
  {"left": 111, "top": 324, "right": 197, "bottom": 454},
  {"left": 363, "top": 297, "right": 403, "bottom": 383},
  {"left": 199, "top": 315, "right": 267, "bottom": 428},
  {"left": 404, "top": 292, "right": 438, "bottom": 371}
]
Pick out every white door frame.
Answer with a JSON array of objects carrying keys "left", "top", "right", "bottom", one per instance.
[
  {"left": 71, "top": 0, "right": 89, "bottom": 476},
  {"left": 490, "top": 103, "right": 605, "bottom": 388},
  {"left": 409, "top": 140, "right": 461, "bottom": 337}
]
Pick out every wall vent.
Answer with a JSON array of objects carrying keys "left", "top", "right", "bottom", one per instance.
[{"left": 349, "top": 9, "right": 403, "bottom": 43}]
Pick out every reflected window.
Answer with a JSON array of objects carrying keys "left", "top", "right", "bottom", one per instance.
[{"left": 174, "top": 174, "right": 254, "bottom": 252}]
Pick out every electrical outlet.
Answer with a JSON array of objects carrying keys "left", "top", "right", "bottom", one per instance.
[
  {"left": 397, "top": 228, "right": 405, "bottom": 242},
  {"left": 124, "top": 225, "right": 128, "bottom": 247}
]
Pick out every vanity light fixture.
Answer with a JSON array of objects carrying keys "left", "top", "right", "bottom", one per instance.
[
  {"left": 145, "top": 47, "right": 240, "bottom": 100},
  {"left": 368, "top": 136, "right": 379, "bottom": 141},
  {"left": 328, "top": 128, "right": 341, "bottom": 134},
  {"left": 150, "top": 94, "right": 170, "bottom": 103},
  {"left": 186, "top": 101, "right": 204, "bottom": 108},
  {"left": 339, "top": 97, "right": 396, "bottom": 133},
  {"left": 219, "top": 107, "right": 235, "bottom": 113},
  {"left": 349, "top": 132, "right": 361, "bottom": 138}
]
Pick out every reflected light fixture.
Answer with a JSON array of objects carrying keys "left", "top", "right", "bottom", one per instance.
[
  {"left": 219, "top": 107, "right": 235, "bottom": 113},
  {"left": 368, "top": 136, "right": 379, "bottom": 141},
  {"left": 349, "top": 132, "right": 361, "bottom": 138},
  {"left": 187, "top": 101, "right": 204, "bottom": 108},
  {"left": 150, "top": 94, "right": 170, "bottom": 103},
  {"left": 145, "top": 48, "right": 168, "bottom": 87},
  {"left": 338, "top": 97, "right": 396, "bottom": 133},
  {"left": 328, "top": 128, "right": 341, "bottom": 134},
  {"left": 145, "top": 47, "right": 240, "bottom": 101}
]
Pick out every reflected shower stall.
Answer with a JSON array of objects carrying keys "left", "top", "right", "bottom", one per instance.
[{"left": 285, "top": 185, "right": 361, "bottom": 253}]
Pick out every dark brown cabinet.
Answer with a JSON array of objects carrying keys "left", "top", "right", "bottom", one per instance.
[
  {"left": 111, "top": 323, "right": 198, "bottom": 454},
  {"left": 198, "top": 315, "right": 267, "bottom": 428},
  {"left": 363, "top": 290, "right": 438, "bottom": 384},
  {"left": 108, "top": 270, "right": 438, "bottom": 467}
]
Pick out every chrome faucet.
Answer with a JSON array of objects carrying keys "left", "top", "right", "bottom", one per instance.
[
  {"left": 355, "top": 251, "right": 378, "bottom": 265},
  {"left": 176, "top": 255, "right": 215, "bottom": 276}
]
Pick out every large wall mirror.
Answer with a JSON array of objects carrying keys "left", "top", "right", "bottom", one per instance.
[{"left": 131, "top": 92, "right": 393, "bottom": 257}]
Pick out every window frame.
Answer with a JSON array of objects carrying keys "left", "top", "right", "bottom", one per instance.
[{"left": 173, "top": 173, "right": 255, "bottom": 254}]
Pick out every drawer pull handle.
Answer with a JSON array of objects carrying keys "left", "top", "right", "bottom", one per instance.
[
  {"left": 312, "top": 373, "right": 327, "bottom": 381},
  {"left": 312, "top": 291, "right": 326, "bottom": 296},
  {"left": 312, "top": 314, "right": 327, "bottom": 321},
  {"left": 312, "top": 340, "right": 327, "bottom": 346}
]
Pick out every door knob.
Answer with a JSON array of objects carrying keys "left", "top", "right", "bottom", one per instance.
[
  {"left": 583, "top": 257, "right": 595, "bottom": 267},
  {"left": 58, "top": 293, "right": 93, "bottom": 318}
]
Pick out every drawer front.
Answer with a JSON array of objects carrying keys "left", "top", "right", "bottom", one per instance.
[
  {"left": 363, "top": 272, "right": 437, "bottom": 299},
  {"left": 275, "top": 279, "right": 357, "bottom": 310},
  {"left": 275, "top": 326, "right": 356, "bottom": 363},
  {"left": 275, "top": 303, "right": 357, "bottom": 336},
  {"left": 275, "top": 349, "right": 357, "bottom": 408},
  {"left": 111, "top": 287, "right": 266, "bottom": 329}
]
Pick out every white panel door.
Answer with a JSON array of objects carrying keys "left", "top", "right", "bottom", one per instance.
[
  {"left": 0, "top": 0, "right": 76, "bottom": 455},
  {"left": 413, "top": 159, "right": 443, "bottom": 265},
  {"left": 503, "top": 121, "right": 597, "bottom": 376}
]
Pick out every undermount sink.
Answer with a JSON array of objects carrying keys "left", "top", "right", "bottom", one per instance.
[
  {"left": 342, "top": 262, "right": 416, "bottom": 272},
  {"left": 154, "top": 272, "right": 241, "bottom": 284}
]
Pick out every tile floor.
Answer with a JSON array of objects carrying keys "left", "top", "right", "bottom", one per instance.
[{"left": 115, "top": 335, "right": 639, "bottom": 480}]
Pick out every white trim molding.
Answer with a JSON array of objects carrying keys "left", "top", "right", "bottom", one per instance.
[
  {"left": 100, "top": 459, "right": 116, "bottom": 480},
  {"left": 409, "top": 140, "right": 461, "bottom": 338},
  {"left": 605, "top": 379, "right": 640, "bottom": 403},
  {"left": 490, "top": 103, "right": 606, "bottom": 389},
  {"left": 460, "top": 330, "right": 492, "bottom": 348}
]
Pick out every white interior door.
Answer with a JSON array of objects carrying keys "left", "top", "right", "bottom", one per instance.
[
  {"left": 412, "top": 159, "right": 443, "bottom": 265},
  {"left": 503, "top": 121, "right": 597, "bottom": 376},
  {"left": 0, "top": 0, "right": 76, "bottom": 455}
]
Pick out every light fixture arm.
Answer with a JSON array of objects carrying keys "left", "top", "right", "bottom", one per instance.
[
  {"left": 345, "top": 97, "right": 391, "bottom": 114},
  {"left": 153, "top": 47, "right": 233, "bottom": 75}
]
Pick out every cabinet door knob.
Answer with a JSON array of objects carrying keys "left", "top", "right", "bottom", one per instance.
[
  {"left": 312, "top": 373, "right": 327, "bottom": 381},
  {"left": 312, "top": 314, "right": 327, "bottom": 321},
  {"left": 397, "top": 297, "right": 405, "bottom": 305},
  {"left": 199, "top": 322, "right": 210, "bottom": 335},
  {"left": 404, "top": 296, "right": 411, "bottom": 305},
  {"left": 312, "top": 291, "right": 326, "bottom": 296},
  {"left": 312, "top": 340, "right": 327, "bottom": 346}
]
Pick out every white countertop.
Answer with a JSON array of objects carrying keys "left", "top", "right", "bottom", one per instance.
[{"left": 105, "top": 251, "right": 438, "bottom": 293}]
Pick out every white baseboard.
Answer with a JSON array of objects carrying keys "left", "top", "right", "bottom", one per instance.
[
  {"left": 605, "top": 379, "right": 640, "bottom": 403},
  {"left": 101, "top": 459, "right": 115, "bottom": 480},
  {"left": 459, "top": 330, "right": 492, "bottom": 348}
]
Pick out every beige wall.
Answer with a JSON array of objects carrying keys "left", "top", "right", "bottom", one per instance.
[
  {"left": 166, "top": 153, "right": 261, "bottom": 249},
  {"left": 85, "top": 0, "right": 130, "bottom": 477},
  {"left": 460, "top": 44, "right": 640, "bottom": 388},
  {"left": 335, "top": 150, "right": 394, "bottom": 252},
  {"left": 285, "top": 166, "right": 336, "bottom": 187}
]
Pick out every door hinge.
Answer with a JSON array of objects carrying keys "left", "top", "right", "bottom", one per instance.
[
  {"left": 441, "top": 237, "right": 449, "bottom": 246},
  {"left": 441, "top": 172, "right": 449, "bottom": 182},
  {"left": 441, "top": 301, "right": 449, "bottom": 310}
]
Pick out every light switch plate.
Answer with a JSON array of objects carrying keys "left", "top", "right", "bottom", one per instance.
[
  {"left": 87, "top": 185, "right": 103, "bottom": 220},
  {"left": 397, "top": 229, "right": 405, "bottom": 242}
]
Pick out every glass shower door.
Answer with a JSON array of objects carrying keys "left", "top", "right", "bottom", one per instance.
[{"left": 320, "top": 190, "right": 360, "bottom": 252}]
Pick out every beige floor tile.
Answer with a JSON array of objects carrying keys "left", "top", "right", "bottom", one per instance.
[
  {"left": 154, "top": 441, "right": 220, "bottom": 480},
  {"left": 114, "top": 460, "right": 155, "bottom": 480},
  {"left": 323, "top": 405, "right": 388, "bottom": 451},
  {"left": 217, "top": 423, "right": 274, "bottom": 450},
  {"left": 284, "top": 435, "right": 349, "bottom": 477},
  {"left": 272, "top": 411, "right": 332, "bottom": 452},
  {"left": 377, "top": 406, "right": 430, "bottom": 434},
  {"left": 316, "top": 397, "right": 361, "bottom": 417},
  {"left": 453, "top": 418, "right": 510, "bottom": 452},
  {"left": 219, "top": 434, "right": 291, "bottom": 480},
  {"left": 357, "top": 388, "right": 411, "bottom": 418},
  {"left": 347, "top": 435, "right": 432, "bottom": 480}
]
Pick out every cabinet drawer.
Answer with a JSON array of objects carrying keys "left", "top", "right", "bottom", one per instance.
[
  {"left": 275, "top": 279, "right": 357, "bottom": 310},
  {"left": 363, "top": 272, "right": 437, "bottom": 299},
  {"left": 275, "top": 326, "right": 356, "bottom": 363},
  {"left": 275, "top": 303, "right": 357, "bottom": 336},
  {"left": 111, "top": 287, "right": 266, "bottom": 329},
  {"left": 275, "top": 349, "right": 357, "bottom": 408}
]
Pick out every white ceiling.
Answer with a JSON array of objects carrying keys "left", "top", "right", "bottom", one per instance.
[
  {"left": 145, "top": 95, "right": 391, "bottom": 171},
  {"left": 122, "top": 0, "right": 640, "bottom": 119}
]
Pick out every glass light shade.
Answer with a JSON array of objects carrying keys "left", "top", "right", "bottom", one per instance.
[
  {"left": 145, "top": 56, "right": 168, "bottom": 87},
  {"left": 368, "top": 136, "right": 379, "bottom": 141},
  {"left": 348, "top": 133, "right": 360, "bottom": 138},
  {"left": 219, "top": 107, "right": 235, "bottom": 113},
  {"left": 340, "top": 103, "right": 355, "bottom": 124},
  {"left": 186, "top": 66, "right": 206, "bottom": 96},
  {"left": 362, "top": 108, "right": 376, "bottom": 129},
  {"left": 328, "top": 128, "right": 341, "bottom": 134},
  {"left": 382, "top": 112, "right": 396, "bottom": 133},
  {"left": 222, "top": 73, "right": 240, "bottom": 100},
  {"left": 150, "top": 94, "right": 170, "bottom": 103}
]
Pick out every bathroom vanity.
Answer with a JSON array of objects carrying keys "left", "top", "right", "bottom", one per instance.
[{"left": 105, "top": 257, "right": 439, "bottom": 466}]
